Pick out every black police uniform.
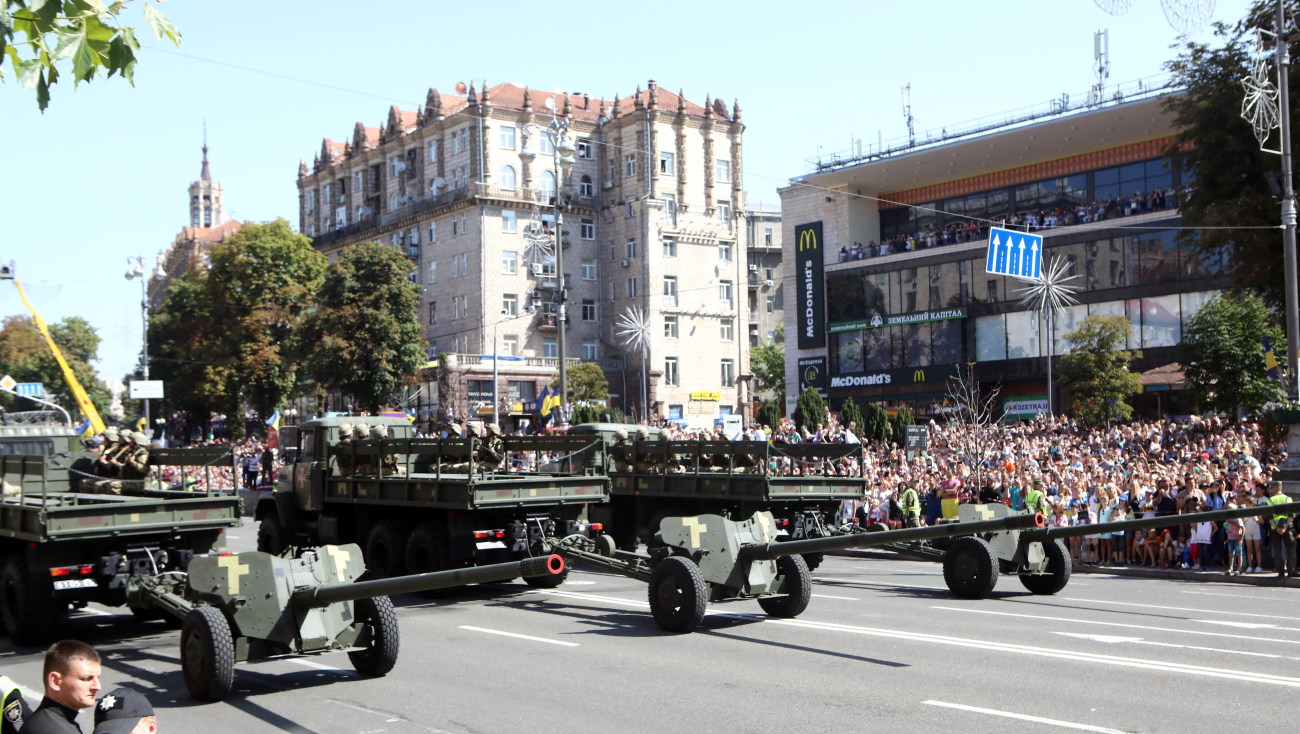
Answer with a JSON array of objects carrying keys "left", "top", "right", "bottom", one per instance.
[{"left": 20, "top": 698, "right": 83, "bottom": 734}]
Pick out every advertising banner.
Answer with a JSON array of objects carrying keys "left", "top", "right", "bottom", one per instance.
[
  {"left": 795, "top": 222, "right": 826, "bottom": 349},
  {"left": 798, "top": 356, "right": 827, "bottom": 393}
]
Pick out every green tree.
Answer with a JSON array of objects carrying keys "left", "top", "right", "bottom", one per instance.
[
  {"left": 757, "top": 400, "right": 781, "bottom": 431},
  {"left": 149, "top": 266, "right": 220, "bottom": 429},
  {"left": 1164, "top": 2, "right": 1300, "bottom": 310},
  {"left": 890, "top": 404, "right": 914, "bottom": 445},
  {"left": 749, "top": 339, "right": 786, "bottom": 401},
  {"left": 838, "top": 396, "right": 862, "bottom": 430},
  {"left": 793, "top": 387, "right": 825, "bottom": 432},
  {"left": 0, "top": 314, "right": 110, "bottom": 416},
  {"left": 566, "top": 362, "right": 610, "bottom": 404},
  {"left": 1057, "top": 315, "right": 1143, "bottom": 427},
  {"left": 304, "top": 241, "right": 421, "bottom": 414},
  {"left": 1, "top": 0, "right": 180, "bottom": 110},
  {"left": 1180, "top": 293, "right": 1286, "bottom": 411},
  {"left": 862, "top": 401, "right": 889, "bottom": 444}
]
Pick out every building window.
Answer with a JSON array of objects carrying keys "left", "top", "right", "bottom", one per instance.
[
  {"left": 721, "top": 359, "right": 735, "bottom": 387},
  {"left": 582, "top": 300, "right": 597, "bottom": 322},
  {"left": 625, "top": 238, "right": 636, "bottom": 259},
  {"left": 427, "top": 140, "right": 438, "bottom": 162},
  {"left": 409, "top": 227, "right": 420, "bottom": 246},
  {"left": 428, "top": 261, "right": 437, "bottom": 283},
  {"left": 540, "top": 170, "right": 556, "bottom": 197},
  {"left": 719, "top": 280, "right": 734, "bottom": 309},
  {"left": 664, "top": 315, "right": 678, "bottom": 338},
  {"left": 354, "top": 171, "right": 365, "bottom": 193},
  {"left": 452, "top": 216, "right": 460, "bottom": 236},
  {"left": 607, "top": 156, "right": 616, "bottom": 180},
  {"left": 451, "top": 129, "right": 463, "bottom": 155},
  {"left": 428, "top": 220, "right": 438, "bottom": 242},
  {"left": 427, "top": 301, "right": 437, "bottom": 325},
  {"left": 354, "top": 206, "right": 365, "bottom": 224},
  {"left": 579, "top": 175, "right": 594, "bottom": 197},
  {"left": 609, "top": 244, "right": 616, "bottom": 262},
  {"left": 323, "top": 183, "right": 332, "bottom": 203},
  {"left": 719, "top": 242, "right": 732, "bottom": 262},
  {"left": 459, "top": 252, "right": 469, "bottom": 277},
  {"left": 460, "top": 295, "right": 469, "bottom": 319},
  {"left": 502, "top": 336, "right": 518, "bottom": 356},
  {"left": 580, "top": 218, "right": 595, "bottom": 240},
  {"left": 336, "top": 206, "right": 346, "bottom": 226},
  {"left": 389, "top": 155, "right": 402, "bottom": 179},
  {"left": 582, "top": 340, "right": 597, "bottom": 361},
  {"left": 763, "top": 227, "right": 773, "bottom": 245},
  {"left": 721, "top": 318, "right": 734, "bottom": 342},
  {"left": 717, "top": 200, "right": 732, "bottom": 223},
  {"left": 623, "top": 153, "right": 636, "bottom": 178},
  {"left": 581, "top": 260, "right": 596, "bottom": 280},
  {"left": 664, "top": 357, "right": 679, "bottom": 386},
  {"left": 502, "top": 250, "right": 518, "bottom": 274},
  {"left": 503, "top": 294, "right": 518, "bottom": 316},
  {"left": 543, "top": 338, "right": 558, "bottom": 358},
  {"left": 663, "top": 239, "right": 676, "bottom": 257},
  {"left": 625, "top": 201, "right": 635, "bottom": 218},
  {"left": 500, "top": 165, "right": 517, "bottom": 190},
  {"left": 766, "top": 295, "right": 774, "bottom": 314},
  {"left": 659, "top": 151, "right": 675, "bottom": 175},
  {"left": 764, "top": 266, "right": 774, "bottom": 281},
  {"left": 715, "top": 159, "right": 731, "bottom": 183},
  {"left": 499, "top": 126, "right": 516, "bottom": 149},
  {"left": 539, "top": 131, "right": 555, "bottom": 155},
  {"left": 430, "top": 179, "right": 439, "bottom": 197},
  {"left": 306, "top": 189, "right": 316, "bottom": 213},
  {"left": 663, "top": 276, "right": 678, "bottom": 307},
  {"left": 502, "top": 209, "right": 517, "bottom": 233},
  {"left": 307, "top": 223, "right": 315, "bottom": 237},
  {"left": 626, "top": 277, "right": 638, "bottom": 299},
  {"left": 609, "top": 281, "right": 617, "bottom": 302},
  {"left": 577, "top": 138, "right": 592, "bottom": 159},
  {"left": 987, "top": 280, "right": 999, "bottom": 302},
  {"left": 388, "top": 194, "right": 398, "bottom": 212}
]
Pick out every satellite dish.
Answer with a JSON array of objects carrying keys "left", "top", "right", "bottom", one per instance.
[
  {"left": 544, "top": 97, "right": 557, "bottom": 112},
  {"left": 433, "top": 177, "right": 445, "bottom": 188}
]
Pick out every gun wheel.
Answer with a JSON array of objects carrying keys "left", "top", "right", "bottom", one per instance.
[
  {"left": 181, "top": 606, "right": 234, "bottom": 702},
  {"left": 349, "top": 595, "right": 400, "bottom": 677},
  {"left": 1019, "top": 538, "right": 1072, "bottom": 595},
  {"left": 943, "top": 536, "right": 999, "bottom": 599},
  {"left": 648, "top": 556, "right": 707, "bottom": 632},
  {"left": 757, "top": 554, "right": 812, "bottom": 618},
  {"left": 256, "top": 513, "right": 287, "bottom": 555}
]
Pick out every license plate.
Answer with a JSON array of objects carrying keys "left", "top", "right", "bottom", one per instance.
[
  {"left": 475, "top": 541, "right": 507, "bottom": 550},
  {"left": 53, "top": 578, "right": 98, "bottom": 590}
]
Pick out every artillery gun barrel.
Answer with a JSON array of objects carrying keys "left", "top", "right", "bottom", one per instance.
[
  {"left": 294, "top": 554, "right": 566, "bottom": 606},
  {"left": 1029, "top": 502, "right": 1300, "bottom": 542},
  {"left": 738, "top": 513, "right": 1045, "bottom": 561}
]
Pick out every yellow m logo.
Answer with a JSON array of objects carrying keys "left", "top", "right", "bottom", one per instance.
[
  {"left": 798, "top": 229, "right": 819, "bottom": 252},
  {"left": 913, "top": 369, "right": 926, "bottom": 382}
]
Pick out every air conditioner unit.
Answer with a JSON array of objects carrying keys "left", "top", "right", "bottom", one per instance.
[
  {"left": 748, "top": 264, "right": 759, "bottom": 272},
  {"left": 602, "top": 179, "right": 614, "bottom": 190},
  {"left": 620, "top": 259, "right": 630, "bottom": 268},
  {"left": 763, "top": 279, "right": 774, "bottom": 287},
  {"left": 531, "top": 263, "right": 545, "bottom": 275}
]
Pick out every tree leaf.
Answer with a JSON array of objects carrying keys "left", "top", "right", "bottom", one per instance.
[
  {"left": 105, "top": 33, "right": 134, "bottom": 83},
  {"left": 28, "top": 0, "right": 61, "bottom": 26},
  {"left": 142, "top": 2, "right": 179, "bottom": 45},
  {"left": 15, "top": 57, "right": 43, "bottom": 89},
  {"left": 70, "top": 28, "right": 98, "bottom": 83},
  {"left": 36, "top": 68, "right": 50, "bottom": 111}
]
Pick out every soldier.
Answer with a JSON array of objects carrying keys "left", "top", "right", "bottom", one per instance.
[
  {"left": 633, "top": 426, "right": 659, "bottom": 473},
  {"left": 660, "top": 430, "right": 686, "bottom": 473},
  {"left": 371, "top": 423, "right": 405, "bottom": 476},
  {"left": 335, "top": 423, "right": 355, "bottom": 474},
  {"left": 351, "top": 423, "right": 376, "bottom": 475},
  {"left": 900, "top": 482, "right": 922, "bottom": 528},
  {"left": 121, "top": 432, "right": 151, "bottom": 492},
  {"left": 484, "top": 423, "right": 506, "bottom": 472},
  {"left": 92, "top": 429, "right": 122, "bottom": 479},
  {"left": 473, "top": 423, "right": 503, "bottom": 473},
  {"left": 609, "top": 428, "right": 633, "bottom": 472},
  {"left": 442, "top": 423, "right": 470, "bottom": 473}
]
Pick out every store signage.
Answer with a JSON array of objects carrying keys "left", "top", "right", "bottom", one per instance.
[
  {"left": 796, "top": 222, "right": 826, "bottom": 349},
  {"left": 798, "top": 356, "right": 827, "bottom": 392},
  {"left": 827, "top": 307, "right": 967, "bottom": 333}
]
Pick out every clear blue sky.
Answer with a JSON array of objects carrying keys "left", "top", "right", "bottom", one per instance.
[{"left": 0, "top": 0, "right": 1255, "bottom": 385}]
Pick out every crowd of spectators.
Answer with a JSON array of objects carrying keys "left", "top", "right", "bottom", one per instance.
[{"left": 838, "top": 184, "right": 1186, "bottom": 263}]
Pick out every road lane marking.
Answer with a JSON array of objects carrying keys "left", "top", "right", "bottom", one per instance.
[
  {"left": 935, "top": 605, "right": 1300, "bottom": 646},
  {"left": 922, "top": 700, "right": 1127, "bottom": 733},
  {"left": 1062, "top": 597, "right": 1300, "bottom": 622},
  {"left": 816, "top": 577, "right": 948, "bottom": 591},
  {"left": 459, "top": 625, "right": 579, "bottom": 647},
  {"left": 1183, "top": 589, "right": 1299, "bottom": 602},
  {"left": 811, "top": 593, "right": 859, "bottom": 601},
  {"left": 1054, "top": 632, "right": 1290, "bottom": 659},
  {"left": 290, "top": 659, "right": 349, "bottom": 672}
]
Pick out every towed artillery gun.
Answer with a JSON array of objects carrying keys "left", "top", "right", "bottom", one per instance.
[
  {"left": 125, "top": 545, "right": 565, "bottom": 702},
  {"left": 545, "top": 510, "right": 1043, "bottom": 632},
  {"left": 862, "top": 501, "right": 1300, "bottom": 599}
]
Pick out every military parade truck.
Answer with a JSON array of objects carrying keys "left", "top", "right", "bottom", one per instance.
[
  {"left": 253, "top": 416, "right": 608, "bottom": 584},
  {"left": 0, "top": 413, "right": 243, "bottom": 644},
  {"left": 569, "top": 424, "right": 866, "bottom": 568}
]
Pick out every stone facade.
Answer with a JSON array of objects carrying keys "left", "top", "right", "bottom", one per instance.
[{"left": 298, "top": 81, "right": 750, "bottom": 426}]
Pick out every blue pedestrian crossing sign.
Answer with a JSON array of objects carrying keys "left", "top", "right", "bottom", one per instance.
[{"left": 985, "top": 227, "right": 1043, "bottom": 279}]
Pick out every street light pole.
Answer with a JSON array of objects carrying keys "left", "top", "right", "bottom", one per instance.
[
  {"left": 125, "top": 254, "right": 162, "bottom": 436},
  {"left": 1276, "top": 0, "right": 1300, "bottom": 401}
]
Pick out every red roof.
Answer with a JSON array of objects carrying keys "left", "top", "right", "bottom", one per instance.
[{"left": 175, "top": 219, "right": 243, "bottom": 245}]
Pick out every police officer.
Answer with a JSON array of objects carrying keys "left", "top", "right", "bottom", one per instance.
[
  {"left": 22, "top": 640, "right": 101, "bottom": 734},
  {"left": 1266, "top": 480, "right": 1297, "bottom": 578},
  {"left": 899, "top": 482, "right": 922, "bottom": 528},
  {"left": 1, "top": 674, "right": 38, "bottom": 734},
  {"left": 1025, "top": 479, "right": 1051, "bottom": 518}
]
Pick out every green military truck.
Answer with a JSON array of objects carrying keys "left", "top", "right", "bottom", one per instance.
[
  {"left": 254, "top": 416, "right": 608, "bottom": 584},
  {"left": 0, "top": 414, "right": 243, "bottom": 644},
  {"left": 569, "top": 424, "right": 866, "bottom": 568}
]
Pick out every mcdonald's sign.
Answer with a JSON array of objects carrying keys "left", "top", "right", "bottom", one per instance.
[
  {"left": 796, "top": 222, "right": 825, "bottom": 349},
  {"left": 913, "top": 369, "right": 926, "bottom": 383}
]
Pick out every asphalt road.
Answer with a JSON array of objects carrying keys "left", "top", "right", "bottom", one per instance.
[{"left": 3, "top": 525, "right": 1298, "bottom": 734}]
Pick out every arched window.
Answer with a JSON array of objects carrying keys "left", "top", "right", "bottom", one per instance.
[
  {"left": 579, "top": 175, "right": 594, "bottom": 197},
  {"left": 540, "top": 170, "right": 556, "bottom": 197},
  {"left": 500, "top": 165, "right": 517, "bottom": 190},
  {"left": 429, "top": 178, "right": 439, "bottom": 197}
]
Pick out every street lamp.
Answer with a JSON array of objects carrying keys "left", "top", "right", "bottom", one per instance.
[
  {"left": 491, "top": 309, "right": 513, "bottom": 427},
  {"left": 1014, "top": 255, "right": 1080, "bottom": 418},
  {"left": 125, "top": 254, "right": 165, "bottom": 436},
  {"left": 519, "top": 104, "right": 577, "bottom": 420}
]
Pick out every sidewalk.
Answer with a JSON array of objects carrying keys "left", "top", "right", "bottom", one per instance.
[{"left": 1071, "top": 562, "right": 1299, "bottom": 587}]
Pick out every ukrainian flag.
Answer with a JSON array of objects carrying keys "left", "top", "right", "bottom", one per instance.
[
  {"left": 266, "top": 410, "right": 282, "bottom": 430},
  {"left": 1264, "top": 336, "right": 1281, "bottom": 380}
]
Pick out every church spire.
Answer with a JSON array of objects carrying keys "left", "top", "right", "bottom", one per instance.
[{"left": 200, "top": 123, "right": 211, "bottom": 181}]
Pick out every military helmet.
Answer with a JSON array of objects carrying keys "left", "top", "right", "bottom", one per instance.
[
  {"left": 466, "top": 422, "right": 482, "bottom": 437},
  {"left": 133, "top": 431, "right": 149, "bottom": 445},
  {"left": 635, "top": 426, "right": 650, "bottom": 440},
  {"left": 371, "top": 423, "right": 389, "bottom": 439},
  {"left": 487, "top": 423, "right": 502, "bottom": 436},
  {"left": 353, "top": 422, "right": 369, "bottom": 438},
  {"left": 103, "top": 428, "right": 120, "bottom": 441},
  {"left": 448, "top": 422, "right": 465, "bottom": 437},
  {"left": 614, "top": 427, "right": 628, "bottom": 441},
  {"left": 338, "top": 423, "right": 354, "bottom": 439}
]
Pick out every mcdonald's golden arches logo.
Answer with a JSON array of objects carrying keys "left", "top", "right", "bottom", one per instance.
[
  {"left": 913, "top": 369, "right": 926, "bottom": 383},
  {"left": 798, "top": 228, "right": 819, "bottom": 252}
]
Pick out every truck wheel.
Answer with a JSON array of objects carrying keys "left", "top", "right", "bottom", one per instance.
[
  {"left": 757, "top": 554, "right": 812, "bottom": 618},
  {"left": 648, "top": 556, "right": 707, "bottom": 632},
  {"left": 181, "top": 606, "right": 234, "bottom": 702},
  {"left": 365, "top": 518, "right": 412, "bottom": 579},
  {"left": 257, "top": 513, "right": 287, "bottom": 555},
  {"left": 1, "top": 555, "right": 61, "bottom": 645},
  {"left": 523, "top": 562, "right": 568, "bottom": 589},
  {"left": 406, "top": 523, "right": 464, "bottom": 597},
  {"left": 801, "top": 552, "right": 824, "bottom": 572},
  {"left": 348, "top": 595, "right": 400, "bottom": 677},
  {"left": 645, "top": 508, "right": 681, "bottom": 550},
  {"left": 943, "top": 536, "right": 999, "bottom": 599},
  {"left": 1019, "top": 538, "right": 1071, "bottom": 595}
]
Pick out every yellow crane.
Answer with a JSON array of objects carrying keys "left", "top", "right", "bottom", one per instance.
[{"left": 1, "top": 265, "right": 107, "bottom": 434}]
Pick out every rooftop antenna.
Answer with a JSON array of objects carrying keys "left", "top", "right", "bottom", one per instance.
[
  {"left": 901, "top": 83, "right": 915, "bottom": 147},
  {"left": 1090, "top": 29, "right": 1111, "bottom": 106}
]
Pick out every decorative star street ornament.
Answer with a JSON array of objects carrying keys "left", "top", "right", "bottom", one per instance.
[
  {"left": 521, "top": 203, "right": 555, "bottom": 267},
  {"left": 1241, "top": 36, "right": 1281, "bottom": 153},
  {"left": 616, "top": 305, "right": 652, "bottom": 359},
  {"left": 1014, "top": 254, "right": 1081, "bottom": 318}
]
